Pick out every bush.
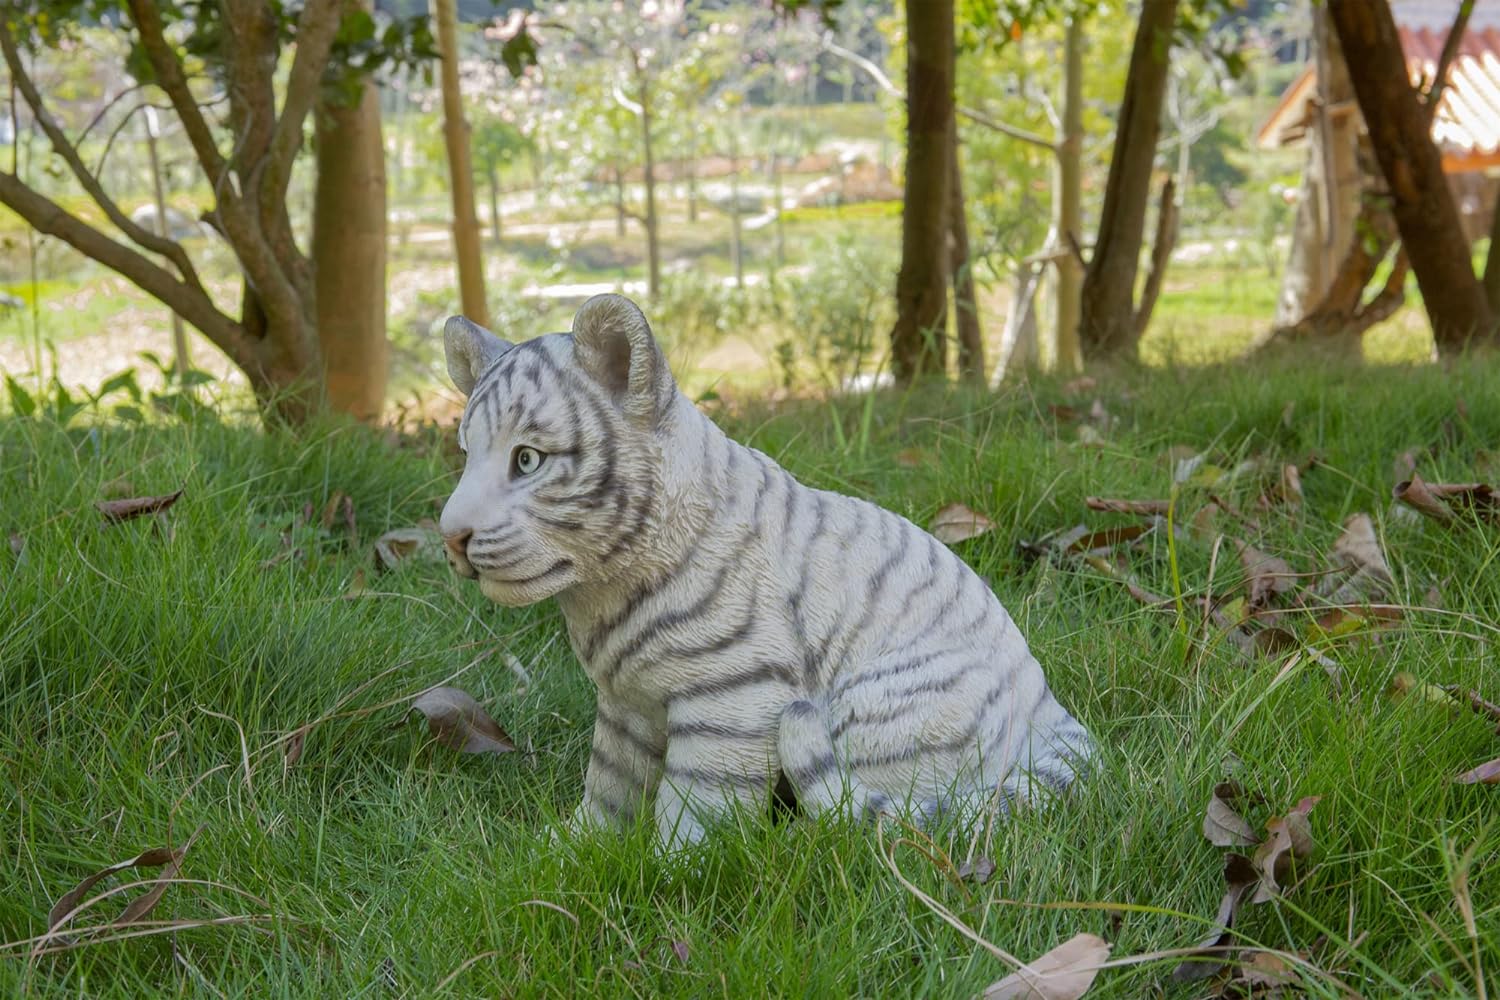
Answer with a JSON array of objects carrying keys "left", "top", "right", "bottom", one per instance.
[{"left": 772, "top": 232, "right": 896, "bottom": 390}]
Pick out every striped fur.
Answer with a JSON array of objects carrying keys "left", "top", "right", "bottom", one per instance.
[{"left": 440, "top": 294, "right": 1093, "bottom": 850}]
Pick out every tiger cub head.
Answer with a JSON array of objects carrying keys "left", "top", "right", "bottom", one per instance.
[{"left": 439, "top": 294, "right": 678, "bottom": 607}]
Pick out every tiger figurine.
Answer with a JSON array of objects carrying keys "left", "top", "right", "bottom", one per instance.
[{"left": 439, "top": 294, "right": 1093, "bottom": 851}]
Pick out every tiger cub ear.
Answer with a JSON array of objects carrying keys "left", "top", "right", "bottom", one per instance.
[
  {"left": 571, "top": 294, "right": 676, "bottom": 426},
  {"left": 443, "top": 315, "right": 511, "bottom": 397}
]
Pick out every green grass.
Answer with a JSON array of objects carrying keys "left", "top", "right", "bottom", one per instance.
[{"left": 2, "top": 357, "right": 1498, "bottom": 997}]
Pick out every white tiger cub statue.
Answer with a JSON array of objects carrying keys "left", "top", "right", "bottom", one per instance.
[{"left": 439, "top": 294, "right": 1093, "bottom": 851}]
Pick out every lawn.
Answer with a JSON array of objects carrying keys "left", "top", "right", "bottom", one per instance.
[{"left": 2, "top": 356, "right": 1498, "bottom": 997}]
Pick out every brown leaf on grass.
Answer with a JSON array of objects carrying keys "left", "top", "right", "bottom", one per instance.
[
  {"left": 1171, "top": 853, "right": 1260, "bottom": 983},
  {"left": 893, "top": 448, "right": 925, "bottom": 469},
  {"left": 8, "top": 532, "right": 23, "bottom": 559},
  {"left": 957, "top": 855, "right": 997, "bottom": 884},
  {"left": 1235, "top": 540, "right": 1296, "bottom": 612},
  {"left": 1067, "top": 524, "right": 1151, "bottom": 556},
  {"left": 321, "top": 491, "right": 358, "bottom": 541},
  {"left": 1395, "top": 477, "right": 1500, "bottom": 525},
  {"left": 1279, "top": 464, "right": 1304, "bottom": 510},
  {"left": 1061, "top": 376, "right": 1097, "bottom": 396},
  {"left": 284, "top": 724, "right": 310, "bottom": 768},
  {"left": 1455, "top": 757, "right": 1500, "bottom": 784},
  {"left": 1317, "top": 514, "right": 1394, "bottom": 605},
  {"left": 373, "top": 526, "right": 443, "bottom": 571},
  {"left": 410, "top": 686, "right": 514, "bottom": 755},
  {"left": 931, "top": 503, "right": 996, "bottom": 545},
  {"left": 1203, "top": 782, "right": 1261, "bottom": 847},
  {"left": 1440, "top": 685, "right": 1500, "bottom": 730},
  {"left": 1251, "top": 796, "right": 1319, "bottom": 904},
  {"left": 1084, "top": 497, "right": 1171, "bottom": 516},
  {"left": 1240, "top": 950, "right": 1298, "bottom": 990},
  {"left": 983, "top": 933, "right": 1111, "bottom": 999},
  {"left": 46, "top": 825, "right": 203, "bottom": 939},
  {"left": 95, "top": 489, "right": 183, "bottom": 524},
  {"left": 669, "top": 939, "right": 690, "bottom": 964},
  {"left": 1048, "top": 403, "right": 1082, "bottom": 423}
]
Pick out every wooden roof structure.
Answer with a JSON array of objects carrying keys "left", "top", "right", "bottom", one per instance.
[{"left": 1257, "top": 0, "right": 1500, "bottom": 173}]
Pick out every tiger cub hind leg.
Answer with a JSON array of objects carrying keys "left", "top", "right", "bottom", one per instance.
[{"left": 776, "top": 699, "right": 893, "bottom": 822}]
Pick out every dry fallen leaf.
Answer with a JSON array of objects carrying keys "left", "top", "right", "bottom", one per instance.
[
  {"left": 1392, "top": 474, "right": 1455, "bottom": 523},
  {"left": 1067, "top": 524, "right": 1151, "bottom": 556},
  {"left": 1251, "top": 796, "right": 1319, "bottom": 903},
  {"left": 8, "top": 532, "right": 23, "bottom": 560},
  {"left": 45, "top": 825, "right": 203, "bottom": 943},
  {"left": 374, "top": 526, "right": 444, "bottom": 571},
  {"left": 983, "top": 933, "right": 1111, "bottom": 999},
  {"left": 1235, "top": 540, "right": 1296, "bottom": 612},
  {"left": 931, "top": 503, "right": 996, "bottom": 545},
  {"left": 1171, "top": 853, "right": 1260, "bottom": 983},
  {"left": 1203, "top": 782, "right": 1260, "bottom": 847},
  {"left": 1455, "top": 757, "right": 1500, "bottom": 785},
  {"left": 670, "top": 939, "right": 690, "bottom": 964},
  {"left": 95, "top": 489, "right": 184, "bottom": 524},
  {"left": 284, "top": 724, "right": 310, "bottom": 768},
  {"left": 321, "top": 490, "right": 358, "bottom": 541},
  {"left": 893, "top": 448, "right": 926, "bottom": 469},
  {"left": 1240, "top": 950, "right": 1298, "bottom": 990},
  {"left": 957, "top": 855, "right": 997, "bottom": 885},
  {"left": 1084, "top": 497, "right": 1170, "bottom": 516},
  {"left": 1318, "top": 513, "right": 1394, "bottom": 605},
  {"left": 410, "top": 686, "right": 515, "bottom": 755},
  {"left": 1061, "top": 376, "right": 1097, "bottom": 396}
]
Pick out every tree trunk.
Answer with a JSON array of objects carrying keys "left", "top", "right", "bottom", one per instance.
[
  {"left": 487, "top": 165, "right": 502, "bottom": 244},
  {"left": 313, "top": 54, "right": 387, "bottom": 421},
  {"left": 1079, "top": 0, "right": 1179, "bottom": 358},
  {"left": 1484, "top": 191, "right": 1500, "bottom": 313},
  {"left": 1328, "top": 0, "right": 1492, "bottom": 350},
  {"left": 636, "top": 63, "right": 662, "bottom": 301},
  {"left": 1133, "top": 177, "right": 1179, "bottom": 339},
  {"left": 433, "top": 0, "right": 488, "bottom": 326},
  {"left": 729, "top": 139, "right": 744, "bottom": 290},
  {"left": 948, "top": 120, "right": 982, "bottom": 382},
  {"left": 686, "top": 106, "right": 699, "bottom": 223},
  {"left": 1054, "top": 14, "right": 1085, "bottom": 374},
  {"left": 613, "top": 164, "right": 627, "bottom": 238},
  {"left": 1275, "top": 6, "right": 1363, "bottom": 328},
  {"left": 890, "top": 0, "right": 953, "bottom": 383},
  {"left": 142, "top": 113, "right": 190, "bottom": 378}
]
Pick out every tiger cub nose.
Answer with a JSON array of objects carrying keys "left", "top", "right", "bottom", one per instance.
[{"left": 443, "top": 528, "right": 473, "bottom": 561}]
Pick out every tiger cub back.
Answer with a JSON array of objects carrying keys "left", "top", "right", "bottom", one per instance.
[{"left": 440, "top": 294, "right": 1093, "bottom": 849}]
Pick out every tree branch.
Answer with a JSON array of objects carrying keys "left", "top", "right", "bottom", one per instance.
[
  {"left": 1425, "top": 0, "right": 1475, "bottom": 109},
  {"left": 0, "top": 23, "right": 205, "bottom": 293},
  {"left": 125, "top": 0, "right": 227, "bottom": 184},
  {"left": 820, "top": 33, "right": 1058, "bottom": 153},
  {"left": 0, "top": 171, "right": 257, "bottom": 373},
  {"left": 263, "top": 0, "right": 342, "bottom": 207}
]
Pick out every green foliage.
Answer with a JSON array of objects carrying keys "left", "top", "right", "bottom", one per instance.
[{"left": 771, "top": 231, "right": 896, "bottom": 388}]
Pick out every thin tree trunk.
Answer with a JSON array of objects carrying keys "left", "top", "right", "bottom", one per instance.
[
  {"left": 729, "top": 133, "right": 744, "bottom": 290},
  {"left": 948, "top": 120, "right": 982, "bottom": 382},
  {"left": 1328, "top": 0, "right": 1492, "bottom": 350},
  {"left": 686, "top": 106, "right": 699, "bottom": 223},
  {"left": 636, "top": 61, "right": 661, "bottom": 301},
  {"left": 1079, "top": 0, "right": 1179, "bottom": 358},
  {"left": 613, "top": 164, "right": 627, "bottom": 238},
  {"left": 1275, "top": 6, "right": 1362, "bottom": 327},
  {"left": 487, "top": 165, "right": 502, "bottom": 244},
  {"left": 142, "top": 113, "right": 189, "bottom": 378},
  {"left": 1054, "top": 14, "right": 1085, "bottom": 374},
  {"left": 1133, "top": 177, "right": 1178, "bottom": 338},
  {"left": 890, "top": 0, "right": 952, "bottom": 382},
  {"left": 1484, "top": 193, "right": 1500, "bottom": 313},
  {"left": 313, "top": 45, "right": 387, "bottom": 421},
  {"left": 433, "top": 0, "right": 488, "bottom": 325}
]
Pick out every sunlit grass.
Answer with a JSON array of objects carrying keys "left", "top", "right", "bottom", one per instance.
[{"left": 2, "top": 355, "right": 1497, "bottom": 996}]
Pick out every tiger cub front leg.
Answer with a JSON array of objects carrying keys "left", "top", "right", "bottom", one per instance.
[
  {"left": 654, "top": 701, "right": 778, "bottom": 852},
  {"left": 571, "top": 698, "right": 665, "bottom": 834}
]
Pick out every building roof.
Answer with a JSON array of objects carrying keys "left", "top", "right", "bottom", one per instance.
[{"left": 1256, "top": 0, "right": 1500, "bottom": 172}]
